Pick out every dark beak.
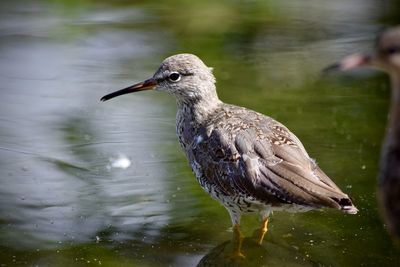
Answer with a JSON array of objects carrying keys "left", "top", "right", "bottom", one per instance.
[
  {"left": 323, "top": 53, "right": 372, "bottom": 73},
  {"left": 100, "top": 78, "right": 157, "bottom": 101}
]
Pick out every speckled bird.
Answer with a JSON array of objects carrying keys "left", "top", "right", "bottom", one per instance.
[{"left": 101, "top": 53, "right": 358, "bottom": 257}]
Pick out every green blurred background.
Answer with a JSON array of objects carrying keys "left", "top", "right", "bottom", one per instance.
[{"left": 0, "top": 0, "right": 399, "bottom": 266}]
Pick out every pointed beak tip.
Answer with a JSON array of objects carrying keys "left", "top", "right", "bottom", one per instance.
[
  {"left": 100, "top": 93, "right": 114, "bottom": 102},
  {"left": 322, "top": 63, "right": 341, "bottom": 74}
]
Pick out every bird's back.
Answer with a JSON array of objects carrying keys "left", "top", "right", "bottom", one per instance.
[{"left": 183, "top": 103, "right": 357, "bottom": 214}]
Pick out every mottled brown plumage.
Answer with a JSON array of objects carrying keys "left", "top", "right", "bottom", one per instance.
[
  {"left": 101, "top": 53, "right": 357, "bottom": 255},
  {"left": 327, "top": 26, "right": 400, "bottom": 241}
]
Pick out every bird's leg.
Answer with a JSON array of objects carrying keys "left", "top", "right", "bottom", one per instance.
[
  {"left": 231, "top": 224, "right": 245, "bottom": 259},
  {"left": 257, "top": 218, "right": 269, "bottom": 245},
  {"left": 227, "top": 209, "right": 245, "bottom": 259}
]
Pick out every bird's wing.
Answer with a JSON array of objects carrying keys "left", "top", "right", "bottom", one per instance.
[{"left": 190, "top": 107, "right": 355, "bottom": 212}]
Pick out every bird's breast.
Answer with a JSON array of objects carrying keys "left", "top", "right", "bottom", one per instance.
[{"left": 176, "top": 107, "right": 199, "bottom": 152}]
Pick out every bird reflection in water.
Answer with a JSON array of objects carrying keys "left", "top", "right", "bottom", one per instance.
[{"left": 197, "top": 236, "right": 315, "bottom": 267}]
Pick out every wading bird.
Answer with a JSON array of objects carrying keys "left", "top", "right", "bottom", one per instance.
[
  {"left": 102, "top": 53, "right": 358, "bottom": 257},
  {"left": 326, "top": 26, "right": 400, "bottom": 241}
]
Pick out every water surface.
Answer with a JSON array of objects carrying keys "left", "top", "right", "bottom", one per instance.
[{"left": 0, "top": 0, "right": 399, "bottom": 266}]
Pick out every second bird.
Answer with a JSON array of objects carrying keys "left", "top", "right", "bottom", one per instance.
[{"left": 101, "top": 53, "right": 358, "bottom": 257}]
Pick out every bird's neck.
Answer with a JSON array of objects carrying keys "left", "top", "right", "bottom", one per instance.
[
  {"left": 175, "top": 91, "right": 221, "bottom": 150},
  {"left": 388, "top": 72, "right": 400, "bottom": 131},
  {"left": 390, "top": 71, "right": 400, "bottom": 104},
  {"left": 380, "top": 72, "right": 400, "bottom": 184},
  {"left": 177, "top": 90, "right": 222, "bottom": 124}
]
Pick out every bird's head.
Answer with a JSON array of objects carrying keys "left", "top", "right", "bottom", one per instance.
[
  {"left": 101, "top": 53, "right": 217, "bottom": 104},
  {"left": 325, "top": 26, "right": 400, "bottom": 74},
  {"left": 375, "top": 26, "right": 400, "bottom": 71}
]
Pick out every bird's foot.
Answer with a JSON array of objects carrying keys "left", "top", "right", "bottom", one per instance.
[{"left": 227, "top": 250, "right": 245, "bottom": 260}]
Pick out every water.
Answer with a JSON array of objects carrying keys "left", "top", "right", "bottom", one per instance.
[{"left": 0, "top": 0, "right": 399, "bottom": 266}]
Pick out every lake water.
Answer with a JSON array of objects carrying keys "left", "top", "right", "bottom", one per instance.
[{"left": 0, "top": 0, "right": 399, "bottom": 266}]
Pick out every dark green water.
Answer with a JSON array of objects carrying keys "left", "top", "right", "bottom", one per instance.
[{"left": 0, "top": 0, "right": 399, "bottom": 266}]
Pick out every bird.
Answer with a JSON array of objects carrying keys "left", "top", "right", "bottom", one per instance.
[
  {"left": 101, "top": 53, "right": 358, "bottom": 257},
  {"left": 325, "top": 26, "right": 400, "bottom": 241}
]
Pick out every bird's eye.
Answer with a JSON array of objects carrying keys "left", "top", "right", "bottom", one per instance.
[
  {"left": 386, "top": 46, "right": 400, "bottom": 55},
  {"left": 168, "top": 72, "right": 181, "bottom": 82}
]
